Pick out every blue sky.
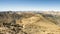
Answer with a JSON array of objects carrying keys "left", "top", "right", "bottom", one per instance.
[{"left": 0, "top": 0, "right": 60, "bottom": 11}]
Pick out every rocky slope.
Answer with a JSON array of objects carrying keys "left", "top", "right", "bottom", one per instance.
[{"left": 0, "top": 11, "right": 60, "bottom": 34}]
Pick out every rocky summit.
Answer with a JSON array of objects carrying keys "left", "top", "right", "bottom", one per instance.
[{"left": 0, "top": 11, "right": 60, "bottom": 34}]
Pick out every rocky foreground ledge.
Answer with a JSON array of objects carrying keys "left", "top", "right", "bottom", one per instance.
[{"left": 0, "top": 11, "right": 60, "bottom": 34}]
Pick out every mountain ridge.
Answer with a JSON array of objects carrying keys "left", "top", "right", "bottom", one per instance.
[{"left": 0, "top": 11, "right": 60, "bottom": 34}]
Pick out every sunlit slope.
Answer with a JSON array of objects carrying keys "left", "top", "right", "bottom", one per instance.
[{"left": 19, "top": 13, "right": 60, "bottom": 34}]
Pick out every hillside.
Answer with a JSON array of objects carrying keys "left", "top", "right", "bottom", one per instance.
[{"left": 0, "top": 11, "right": 60, "bottom": 34}]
